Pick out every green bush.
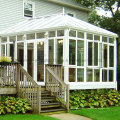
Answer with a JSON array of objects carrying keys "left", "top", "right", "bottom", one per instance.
[
  {"left": 70, "top": 89, "right": 120, "bottom": 109},
  {"left": 0, "top": 96, "right": 32, "bottom": 115}
]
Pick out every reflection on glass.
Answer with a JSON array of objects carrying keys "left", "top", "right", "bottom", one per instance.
[
  {"left": 57, "top": 30, "right": 64, "bottom": 36},
  {"left": 94, "top": 69, "right": 100, "bottom": 82},
  {"left": 10, "top": 36, "right": 16, "bottom": 42},
  {"left": 87, "top": 69, "right": 93, "bottom": 82},
  {"left": 69, "top": 40, "right": 76, "bottom": 65},
  {"left": 17, "top": 43, "right": 24, "bottom": 66},
  {"left": 27, "top": 43, "right": 33, "bottom": 77},
  {"left": 10, "top": 44, "right": 14, "bottom": 61},
  {"left": 102, "top": 70, "right": 107, "bottom": 82},
  {"left": 37, "top": 42, "right": 44, "bottom": 82},
  {"left": 56, "top": 39, "right": 63, "bottom": 64},
  {"left": 88, "top": 42, "right": 93, "bottom": 66},
  {"left": 87, "top": 33, "right": 93, "bottom": 40},
  {"left": 77, "top": 69, "right": 84, "bottom": 82},
  {"left": 49, "top": 40, "right": 54, "bottom": 64},
  {"left": 49, "top": 31, "right": 55, "bottom": 37},
  {"left": 94, "top": 43, "right": 98, "bottom": 66},
  {"left": 1, "top": 45, "right": 5, "bottom": 56},
  {"left": 37, "top": 32, "right": 45, "bottom": 39},
  {"left": 77, "top": 32, "right": 84, "bottom": 38},
  {"left": 69, "top": 68, "right": 76, "bottom": 82},
  {"left": 94, "top": 35, "right": 100, "bottom": 41},
  {"left": 99, "top": 43, "right": 102, "bottom": 67},
  {"left": 27, "top": 33, "right": 35, "bottom": 40},
  {"left": 109, "top": 38, "right": 114, "bottom": 43},
  {"left": 109, "top": 70, "right": 114, "bottom": 82},
  {"left": 1, "top": 37, "right": 7, "bottom": 43},
  {"left": 69, "top": 30, "right": 76, "bottom": 37},
  {"left": 17, "top": 35, "right": 24, "bottom": 41},
  {"left": 102, "top": 37, "right": 107, "bottom": 42},
  {"left": 103, "top": 44, "right": 108, "bottom": 67},
  {"left": 109, "top": 46, "right": 114, "bottom": 67},
  {"left": 77, "top": 41, "right": 84, "bottom": 66}
]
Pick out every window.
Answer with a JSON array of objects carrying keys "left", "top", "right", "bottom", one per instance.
[
  {"left": 102, "top": 69, "right": 107, "bottom": 82},
  {"left": 49, "top": 40, "right": 54, "bottom": 64},
  {"left": 77, "top": 69, "right": 84, "bottom": 82},
  {"left": 88, "top": 42, "right": 93, "bottom": 66},
  {"left": 69, "top": 40, "right": 76, "bottom": 65},
  {"left": 87, "top": 69, "right": 93, "bottom": 82},
  {"left": 94, "top": 69, "right": 100, "bottom": 82},
  {"left": 67, "top": 13, "right": 74, "bottom": 17},
  {"left": 69, "top": 68, "right": 76, "bottom": 82},
  {"left": 24, "top": 1, "right": 34, "bottom": 17},
  {"left": 109, "top": 46, "right": 114, "bottom": 67},
  {"left": 103, "top": 44, "right": 108, "bottom": 67}
]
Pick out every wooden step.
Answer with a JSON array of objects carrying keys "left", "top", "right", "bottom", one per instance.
[
  {"left": 41, "top": 104, "right": 61, "bottom": 109},
  {"left": 41, "top": 102, "right": 60, "bottom": 106},
  {"left": 40, "top": 108, "right": 66, "bottom": 113},
  {"left": 41, "top": 98, "right": 56, "bottom": 102}
]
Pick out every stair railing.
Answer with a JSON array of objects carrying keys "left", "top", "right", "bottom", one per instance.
[
  {"left": 17, "top": 64, "right": 41, "bottom": 114},
  {"left": 45, "top": 65, "right": 69, "bottom": 112}
]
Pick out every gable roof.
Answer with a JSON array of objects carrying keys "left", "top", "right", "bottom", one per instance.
[
  {"left": 0, "top": 14, "right": 117, "bottom": 37},
  {"left": 45, "top": 0, "right": 91, "bottom": 12}
]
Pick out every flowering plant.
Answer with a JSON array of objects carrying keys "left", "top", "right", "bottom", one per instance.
[{"left": 0, "top": 56, "right": 12, "bottom": 62}]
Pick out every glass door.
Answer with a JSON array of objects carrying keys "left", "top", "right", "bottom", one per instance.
[{"left": 37, "top": 42, "right": 44, "bottom": 83}]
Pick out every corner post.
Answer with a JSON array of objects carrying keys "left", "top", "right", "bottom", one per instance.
[
  {"left": 66, "top": 84, "right": 69, "bottom": 112},
  {"left": 37, "top": 86, "right": 41, "bottom": 114}
]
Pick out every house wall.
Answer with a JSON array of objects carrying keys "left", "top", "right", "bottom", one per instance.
[{"left": 0, "top": 0, "right": 89, "bottom": 32}]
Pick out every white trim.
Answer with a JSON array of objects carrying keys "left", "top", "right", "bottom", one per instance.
[
  {"left": 24, "top": 34, "right": 27, "bottom": 70},
  {"left": 0, "top": 37, "right": 1, "bottom": 57}
]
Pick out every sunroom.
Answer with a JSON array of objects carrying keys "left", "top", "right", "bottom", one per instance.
[{"left": 0, "top": 14, "right": 118, "bottom": 90}]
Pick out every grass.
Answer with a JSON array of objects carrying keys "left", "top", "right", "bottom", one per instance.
[
  {"left": 70, "top": 106, "right": 120, "bottom": 120},
  {"left": 0, "top": 114, "right": 59, "bottom": 120}
]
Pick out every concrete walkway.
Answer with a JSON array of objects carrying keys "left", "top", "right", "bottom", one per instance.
[{"left": 48, "top": 113, "right": 92, "bottom": 120}]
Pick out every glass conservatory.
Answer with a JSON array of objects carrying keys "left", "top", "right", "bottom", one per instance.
[{"left": 0, "top": 14, "right": 118, "bottom": 89}]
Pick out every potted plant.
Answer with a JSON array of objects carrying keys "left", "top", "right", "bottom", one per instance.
[{"left": 0, "top": 56, "right": 12, "bottom": 66}]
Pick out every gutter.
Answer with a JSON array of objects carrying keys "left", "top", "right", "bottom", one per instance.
[{"left": 45, "top": 0, "right": 92, "bottom": 12}]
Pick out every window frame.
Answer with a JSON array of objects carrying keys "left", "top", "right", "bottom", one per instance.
[{"left": 23, "top": 0, "right": 35, "bottom": 18}]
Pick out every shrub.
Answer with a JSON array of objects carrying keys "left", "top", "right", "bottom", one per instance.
[
  {"left": 0, "top": 96, "right": 32, "bottom": 115},
  {"left": 70, "top": 89, "right": 120, "bottom": 109}
]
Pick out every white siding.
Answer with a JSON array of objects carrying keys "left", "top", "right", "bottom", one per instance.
[{"left": 0, "top": 0, "right": 89, "bottom": 32}]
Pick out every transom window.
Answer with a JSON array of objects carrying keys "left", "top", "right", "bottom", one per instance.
[{"left": 24, "top": 1, "right": 34, "bottom": 17}]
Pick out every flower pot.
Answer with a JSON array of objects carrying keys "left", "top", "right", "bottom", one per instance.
[{"left": 0, "top": 62, "right": 9, "bottom": 66}]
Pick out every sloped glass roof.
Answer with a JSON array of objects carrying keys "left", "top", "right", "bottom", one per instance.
[{"left": 0, "top": 14, "right": 117, "bottom": 37}]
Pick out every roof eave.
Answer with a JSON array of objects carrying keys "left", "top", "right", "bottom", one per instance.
[{"left": 45, "top": 0, "right": 92, "bottom": 12}]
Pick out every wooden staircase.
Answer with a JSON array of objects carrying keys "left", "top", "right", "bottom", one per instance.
[{"left": 0, "top": 63, "right": 69, "bottom": 114}]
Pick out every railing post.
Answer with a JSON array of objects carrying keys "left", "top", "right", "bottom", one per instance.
[
  {"left": 66, "top": 84, "right": 69, "bottom": 112},
  {"left": 17, "top": 64, "right": 20, "bottom": 97},
  {"left": 37, "top": 86, "right": 41, "bottom": 114}
]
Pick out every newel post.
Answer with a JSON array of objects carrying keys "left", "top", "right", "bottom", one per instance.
[
  {"left": 66, "top": 84, "right": 69, "bottom": 112},
  {"left": 37, "top": 86, "right": 41, "bottom": 114},
  {"left": 17, "top": 64, "right": 20, "bottom": 97}
]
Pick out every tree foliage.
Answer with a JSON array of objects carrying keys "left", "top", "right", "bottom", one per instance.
[{"left": 74, "top": 0, "right": 120, "bottom": 35}]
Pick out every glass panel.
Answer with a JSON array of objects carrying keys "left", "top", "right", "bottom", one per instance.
[
  {"left": 10, "top": 44, "right": 14, "bottom": 61},
  {"left": 102, "top": 70, "right": 107, "bottom": 82},
  {"left": 49, "top": 31, "right": 55, "bottom": 37},
  {"left": 27, "top": 43, "right": 33, "bottom": 77},
  {"left": 17, "top": 35, "right": 24, "bottom": 41},
  {"left": 27, "top": 33, "right": 35, "bottom": 40},
  {"left": 37, "top": 32, "right": 45, "bottom": 39},
  {"left": 69, "top": 30, "right": 76, "bottom": 37},
  {"left": 109, "top": 46, "right": 114, "bottom": 67},
  {"left": 94, "top": 69, "right": 100, "bottom": 82},
  {"left": 56, "top": 39, "right": 63, "bottom": 64},
  {"left": 69, "top": 40, "right": 76, "bottom": 65},
  {"left": 87, "top": 33, "right": 93, "bottom": 40},
  {"left": 87, "top": 69, "right": 93, "bottom": 82},
  {"left": 1, "top": 44, "right": 5, "bottom": 56},
  {"left": 102, "top": 37, "right": 108, "bottom": 42},
  {"left": 17, "top": 43, "right": 24, "bottom": 66},
  {"left": 94, "top": 43, "right": 98, "bottom": 66},
  {"left": 69, "top": 68, "right": 76, "bottom": 82},
  {"left": 109, "top": 38, "right": 114, "bottom": 43},
  {"left": 77, "top": 41, "right": 84, "bottom": 66},
  {"left": 10, "top": 36, "right": 16, "bottom": 42},
  {"left": 77, "top": 69, "right": 84, "bottom": 82},
  {"left": 49, "top": 40, "right": 54, "bottom": 64},
  {"left": 88, "top": 42, "right": 93, "bottom": 66},
  {"left": 99, "top": 43, "right": 102, "bottom": 67},
  {"left": 94, "top": 35, "right": 100, "bottom": 41},
  {"left": 57, "top": 30, "right": 64, "bottom": 36},
  {"left": 1, "top": 37, "right": 7, "bottom": 43},
  {"left": 103, "top": 44, "right": 108, "bottom": 67},
  {"left": 77, "top": 32, "right": 84, "bottom": 39},
  {"left": 109, "top": 70, "right": 114, "bottom": 82},
  {"left": 37, "top": 42, "right": 44, "bottom": 82}
]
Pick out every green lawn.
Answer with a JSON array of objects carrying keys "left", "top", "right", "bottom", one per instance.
[
  {"left": 0, "top": 114, "right": 59, "bottom": 120},
  {"left": 70, "top": 107, "right": 120, "bottom": 120}
]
